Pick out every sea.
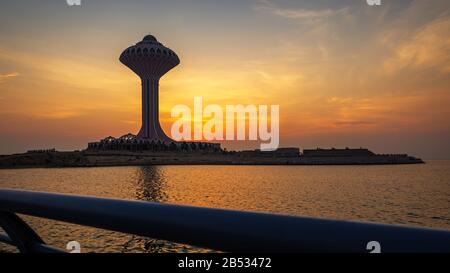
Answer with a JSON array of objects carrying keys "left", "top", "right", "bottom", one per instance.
[{"left": 0, "top": 161, "right": 449, "bottom": 252}]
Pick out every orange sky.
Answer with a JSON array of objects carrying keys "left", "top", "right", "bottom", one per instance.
[{"left": 0, "top": 0, "right": 449, "bottom": 159}]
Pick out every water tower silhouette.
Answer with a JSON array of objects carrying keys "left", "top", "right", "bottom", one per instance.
[{"left": 120, "top": 35, "right": 180, "bottom": 141}]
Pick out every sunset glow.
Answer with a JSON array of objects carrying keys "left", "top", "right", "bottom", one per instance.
[{"left": 0, "top": 0, "right": 449, "bottom": 158}]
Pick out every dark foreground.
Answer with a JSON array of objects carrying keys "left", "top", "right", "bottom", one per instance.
[
  {"left": 1, "top": 162, "right": 448, "bottom": 253},
  {"left": 1, "top": 188, "right": 449, "bottom": 253}
]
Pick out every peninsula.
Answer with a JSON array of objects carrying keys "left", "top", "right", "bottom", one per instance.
[{"left": 0, "top": 145, "right": 423, "bottom": 169}]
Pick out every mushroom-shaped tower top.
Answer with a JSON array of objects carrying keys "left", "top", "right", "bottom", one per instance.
[
  {"left": 143, "top": 34, "right": 157, "bottom": 42},
  {"left": 119, "top": 35, "right": 180, "bottom": 79},
  {"left": 119, "top": 34, "right": 178, "bottom": 141}
]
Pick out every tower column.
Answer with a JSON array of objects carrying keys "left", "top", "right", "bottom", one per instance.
[{"left": 137, "top": 77, "right": 171, "bottom": 141}]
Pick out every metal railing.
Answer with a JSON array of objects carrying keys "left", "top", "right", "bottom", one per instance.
[{"left": 0, "top": 188, "right": 449, "bottom": 253}]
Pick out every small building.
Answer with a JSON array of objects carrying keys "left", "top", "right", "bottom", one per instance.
[
  {"left": 240, "top": 147, "right": 300, "bottom": 158},
  {"left": 302, "top": 148, "right": 375, "bottom": 157},
  {"left": 87, "top": 134, "right": 221, "bottom": 153}
]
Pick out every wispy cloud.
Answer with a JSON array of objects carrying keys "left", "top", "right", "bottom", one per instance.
[
  {"left": 267, "top": 7, "right": 337, "bottom": 19},
  {"left": 383, "top": 16, "right": 450, "bottom": 75},
  {"left": 0, "top": 49, "right": 131, "bottom": 90},
  {"left": 254, "top": 1, "right": 350, "bottom": 22},
  {"left": 0, "top": 72, "right": 19, "bottom": 83},
  {"left": 35, "top": 110, "right": 81, "bottom": 120},
  {"left": 334, "top": 120, "right": 375, "bottom": 127}
]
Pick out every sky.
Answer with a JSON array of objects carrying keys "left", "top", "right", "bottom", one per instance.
[{"left": 0, "top": 0, "right": 449, "bottom": 159}]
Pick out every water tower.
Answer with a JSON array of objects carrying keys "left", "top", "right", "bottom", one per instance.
[{"left": 119, "top": 35, "right": 180, "bottom": 141}]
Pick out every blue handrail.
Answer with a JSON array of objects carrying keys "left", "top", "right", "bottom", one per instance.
[{"left": 0, "top": 188, "right": 449, "bottom": 253}]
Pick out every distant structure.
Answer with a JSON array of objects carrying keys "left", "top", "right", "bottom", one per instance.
[
  {"left": 87, "top": 35, "right": 221, "bottom": 153},
  {"left": 90, "top": 36, "right": 411, "bottom": 160},
  {"left": 303, "top": 148, "right": 375, "bottom": 157},
  {"left": 119, "top": 35, "right": 179, "bottom": 141},
  {"left": 26, "top": 148, "right": 56, "bottom": 154},
  {"left": 239, "top": 148, "right": 300, "bottom": 158},
  {"left": 87, "top": 133, "right": 221, "bottom": 153}
]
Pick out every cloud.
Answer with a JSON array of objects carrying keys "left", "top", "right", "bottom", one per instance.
[
  {"left": 267, "top": 7, "right": 336, "bottom": 20},
  {"left": 36, "top": 110, "right": 80, "bottom": 120},
  {"left": 254, "top": 1, "right": 350, "bottom": 22},
  {"left": 334, "top": 120, "right": 375, "bottom": 127},
  {"left": 383, "top": 16, "right": 450, "bottom": 75},
  {"left": 0, "top": 49, "right": 132, "bottom": 90},
  {"left": 0, "top": 72, "right": 19, "bottom": 83}
]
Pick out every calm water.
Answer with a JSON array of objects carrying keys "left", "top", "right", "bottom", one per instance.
[{"left": 1, "top": 161, "right": 449, "bottom": 252}]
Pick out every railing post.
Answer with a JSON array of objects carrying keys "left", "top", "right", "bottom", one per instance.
[{"left": 0, "top": 211, "right": 46, "bottom": 253}]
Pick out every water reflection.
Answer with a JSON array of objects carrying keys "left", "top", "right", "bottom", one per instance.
[
  {"left": 134, "top": 166, "right": 168, "bottom": 203},
  {"left": 122, "top": 166, "right": 206, "bottom": 252}
]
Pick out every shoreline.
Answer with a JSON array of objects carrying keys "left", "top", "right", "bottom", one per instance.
[{"left": 0, "top": 150, "right": 425, "bottom": 169}]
